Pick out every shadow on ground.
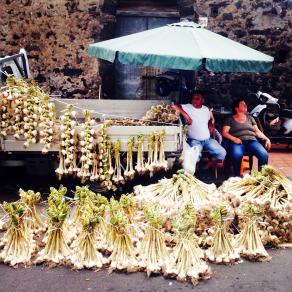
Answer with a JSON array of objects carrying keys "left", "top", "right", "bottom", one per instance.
[{"left": 0, "top": 249, "right": 291, "bottom": 292}]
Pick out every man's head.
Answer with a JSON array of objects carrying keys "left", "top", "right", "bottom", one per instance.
[{"left": 191, "top": 90, "right": 205, "bottom": 108}]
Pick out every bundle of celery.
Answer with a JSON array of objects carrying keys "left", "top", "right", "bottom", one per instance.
[
  {"left": 108, "top": 203, "right": 139, "bottom": 273},
  {"left": 99, "top": 198, "right": 119, "bottom": 253},
  {"left": 120, "top": 194, "right": 144, "bottom": 241},
  {"left": 19, "top": 189, "right": 45, "bottom": 232},
  {"left": 70, "top": 203, "right": 108, "bottom": 269},
  {"left": 135, "top": 134, "right": 146, "bottom": 174},
  {"left": 134, "top": 170, "right": 216, "bottom": 217},
  {"left": 124, "top": 137, "right": 135, "bottom": 181},
  {"left": 38, "top": 93, "right": 56, "bottom": 153},
  {"left": 72, "top": 186, "right": 108, "bottom": 238},
  {"left": 221, "top": 166, "right": 292, "bottom": 245},
  {"left": 36, "top": 186, "right": 70, "bottom": 264},
  {"left": 112, "top": 140, "right": 125, "bottom": 184},
  {"left": 138, "top": 205, "right": 170, "bottom": 276},
  {"left": 55, "top": 105, "right": 78, "bottom": 178},
  {"left": 165, "top": 205, "right": 211, "bottom": 285},
  {"left": 0, "top": 201, "right": 35, "bottom": 266},
  {"left": 77, "top": 110, "right": 97, "bottom": 182},
  {"left": 71, "top": 186, "right": 96, "bottom": 230},
  {"left": 206, "top": 205, "right": 240, "bottom": 264},
  {"left": 220, "top": 166, "right": 291, "bottom": 207},
  {"left": 235, "top": 204, "right": 270, "bottom": 262}
]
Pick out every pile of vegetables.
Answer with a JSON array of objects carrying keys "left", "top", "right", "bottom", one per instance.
[
  {"left": 137, "top": 205, "right": 170, "bottom": 276},
  {"left": 221, "top": 166, "right": 291, "bottom": 207},
  {"left": 205, "top": 205, "right": 240, "bottom": 264},
  {"left": 108, "top": 201, "right": 139, "bottom": 273},
  {"left": 36, "top": 186, "right": 70, "bottom": 264},
  {"left": 55, "top": 105, "right": 78, "bottom": 178},
  {"left": 220, "top": 165, "right": 292, "bottom": 245},
  {"left": 142, "top": 104, "right": 180, "bottom": 124},
  {"left": 0, "top": 163, "right": 291, "bottom": 286},
  {"left": 124, "top": 137, "right": 135, "bottom": 181},
  {"left": 70, "top": 196, "right": 108, "bottom": 269},
  {"left": 77, "top": 110, "right": 96, "bottom": 182},
  {"left": 0, "top": 76, "right": 56, "bottom": 149},
  {"left": 234, "top": 204, "right": 270, "bottom": 262},
  {"left": 134, "top": 170, "right": 216, "bottom": 217},
  {"left": 0, "top": 201, "right": 35, "bottom": 266},
  {"left": 165, "top": 205, "right": 211, "bottom": 285},
  {"left": 108, "top": 103, "right": 179, "bottom": 126},
  {"left": 19, "top": 189, "right": 45, "bottom": 233}
]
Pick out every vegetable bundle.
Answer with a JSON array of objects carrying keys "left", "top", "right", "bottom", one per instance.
[
  {"left": 19, "top": 189, "right": 45, "bottom": 232},
  {"left": 70, "top": 202, "right": 108, "bottom": 269},
  {"left": 165, "top": 205, "right": 211, "bottom": 285},
  {"left": 234, "top": 204, "right": 270, "bottom": 262},
  {"left": 0, "top": 201, "right": 35, "bottom": 266},
  {"left": 220, "top": 166, "right": 292, "bottom": 245},
  {"left": 134, "top": 170, "right": 217, "bottom": 217},
  {"left": 205, "top": 205, "right": 240, "bottom": 264},
  {"left": 36, "top": 186, "right": 70, "bottom": 264},
  {"left": 0, "top": 76, "right": 56, "bottom": 149},
  {"left": 142, "top": 104, "right": 180, "bottom": 124},
  {"left": 138, "top": 205, "right": 170, "bottom": 276}
]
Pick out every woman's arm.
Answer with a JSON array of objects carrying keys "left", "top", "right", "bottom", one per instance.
[
  {"left": 253, "top": 125, "right": 271, "bottom": 150},
  {"left": 222, "top": 125, "right": 242, "bottom": 144},
  {"left": 172, "top": 104, "right": 192, "bottom": 125}
]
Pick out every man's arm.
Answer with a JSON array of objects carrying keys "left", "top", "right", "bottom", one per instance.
[
  {"left": 172, "top": 104, "right": 192, "bottom": 125},
  {"left": 209, "top": 108, "right": 215, "bottom": 125}
]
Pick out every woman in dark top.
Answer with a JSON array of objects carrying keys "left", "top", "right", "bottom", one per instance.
[{"left": 222, "top": 99, "right": 271, "bottom": 176}]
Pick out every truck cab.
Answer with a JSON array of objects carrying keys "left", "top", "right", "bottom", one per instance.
[{"left": 0, "top": 48, "right": 31, "bottom": 84}]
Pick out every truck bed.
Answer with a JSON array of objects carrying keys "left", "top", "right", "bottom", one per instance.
[{"left": 1, "top": 99, "right": 183, "bottom": 153}]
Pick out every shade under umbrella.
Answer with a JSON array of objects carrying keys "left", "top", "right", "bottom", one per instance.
[{"left": 88, "top": 21, "right": 274, "bottom": 73}]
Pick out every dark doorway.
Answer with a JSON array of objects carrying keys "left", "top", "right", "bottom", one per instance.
[{"left": 114, "top": 0, "right": 179, "bottom": 99}]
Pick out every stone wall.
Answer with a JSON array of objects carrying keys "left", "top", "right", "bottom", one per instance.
[
  {"left": 194, "top": 0, "right": 292, "bottom": 106},
  {"left": 0, "top": 0, "right": 103, "bottom": 98},
  {"left": 0, "top": 0, "right": 291, "bottom": 105}
]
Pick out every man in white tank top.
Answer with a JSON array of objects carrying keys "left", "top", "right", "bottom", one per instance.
[{"left": 173, "top": 90, "right": 226, "bottom": 161}]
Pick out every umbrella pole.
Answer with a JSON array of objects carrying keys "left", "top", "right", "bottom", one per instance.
[{"left": 179, "top": 70, "right": 195, "bottom": 104}]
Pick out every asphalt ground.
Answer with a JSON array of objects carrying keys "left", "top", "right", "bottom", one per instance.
[
  {"left": 0, "top": 157, "right": 291, "bottom": 292},
  {"left": 0, "top": 249, "right": 291, "bottom": 292}
]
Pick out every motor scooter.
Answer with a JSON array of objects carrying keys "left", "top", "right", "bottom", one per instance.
[{"left": 250, "top": 91, "right": 292, "bottom": 144}]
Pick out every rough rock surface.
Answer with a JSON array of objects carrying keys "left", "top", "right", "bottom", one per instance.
[
  {"left": 0, "top": 0, "right": 291, "bottom": 105},
  {"left": 194, "top": 0, "right": 291, "bottom": 106},
  {"left": 0, "top": 0, "right": 102, "bottom": 99}
]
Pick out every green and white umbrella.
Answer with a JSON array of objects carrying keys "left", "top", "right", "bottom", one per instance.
[{"left": 88, "top": 21, "right": 273, "bottom": 73}]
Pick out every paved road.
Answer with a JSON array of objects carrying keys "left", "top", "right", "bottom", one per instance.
[{"left": 0, "top": 249, "right": 291, "bottom": 292}]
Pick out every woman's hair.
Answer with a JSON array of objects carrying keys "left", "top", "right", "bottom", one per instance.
[{"left": 232, "top": 98, "right": 246, "bottom": 114}]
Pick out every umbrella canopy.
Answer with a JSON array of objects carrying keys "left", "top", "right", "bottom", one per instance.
[{"left": 88, "top": 21, "right": 273, "bottom": 73}]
